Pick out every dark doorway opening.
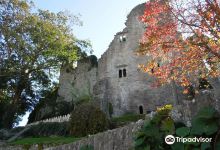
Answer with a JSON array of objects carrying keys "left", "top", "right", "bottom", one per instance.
[
  {"left": 151, "top": 68, "right": 154, "bottom": 74},
  {"left": 139, "top": 106, "right": 143, "bottom": 114}
]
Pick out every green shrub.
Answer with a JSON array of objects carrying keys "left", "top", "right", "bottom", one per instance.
[
  {"left": 173, "top": 106, "right": 220, "bottom": 150},
  {"left": 134, "top": 105, "right": 220, "bottom": 150},
  {"left": 134, "top": 105, "right": 174, "bottom": 150},
  {"left": 69, "top": 103, "right": 109, "bottom": 137},
  {"left": 0, "top": 99, "right": 26, "bottom": 128},
  {"left": 22, "top": 122, "right": 69, "bottom": 137}
]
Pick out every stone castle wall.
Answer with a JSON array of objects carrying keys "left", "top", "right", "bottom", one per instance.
[
  {"left": 57, "top": 3, "right": 220, "bottom": 118},
  {"left": 58, "top": 58, "right": 97, "bottom": 102},
  {"left": 57, "top": 3, "right": 176, "bottom": 117},
  {"left": 93, "top": 3, "right": 177, "bottom": 116}
]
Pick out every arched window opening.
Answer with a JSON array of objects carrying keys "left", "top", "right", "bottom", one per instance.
[
  {"left": 123, "top": 69, "right": 127, "bottom": 77},
  {"left": 139, "top": 105, "right": 143, "bottom": 114},
  {"left": 119, "top": 69, "right": 122, "bottom": 78}
]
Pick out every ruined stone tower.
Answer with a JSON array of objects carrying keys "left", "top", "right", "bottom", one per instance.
[
  {"left": 58, "top": 3, "right": 176, "bottom": 117},
  {"left": 57, "top": 3, "right": 220, "bottom": 118}
]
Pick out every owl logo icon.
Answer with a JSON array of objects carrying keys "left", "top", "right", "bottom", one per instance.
[{"left": 165, "top": 135, "right": 175, "bottom": 145}]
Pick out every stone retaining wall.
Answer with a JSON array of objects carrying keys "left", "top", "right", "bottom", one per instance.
[
  {"left": 26, "top": 114, "right": 70, "bottom": 127},
  {"left": 1, "top": 120, "right": 144, "bottom": 150},
  {"left": 45, "top": 120, "right": 144, "bottom": 150}
]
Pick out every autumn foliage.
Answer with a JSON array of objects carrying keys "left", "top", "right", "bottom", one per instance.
[{"left": 138, "top": 0, "right": 220, "bottom": 90}]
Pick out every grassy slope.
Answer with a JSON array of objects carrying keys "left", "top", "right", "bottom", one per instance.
[{"left": 111, "top": 114, "right": 145, "bottom": 127}]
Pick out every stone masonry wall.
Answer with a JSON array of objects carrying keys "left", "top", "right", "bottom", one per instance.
[
  {"left": 1, "top": 120, "right": 144, "bottom": 150},
  {"left": 58, "top": 57, "right": 97, "bottom": 102},
  {"left": 93, "top": 3, "right": 176, "bottom": 116},
  {"left": 45, "top": 120, "right": 144, "bottom": 150},
  {"left": 57, "top": 3, "right": 220, "bottom": 118}
]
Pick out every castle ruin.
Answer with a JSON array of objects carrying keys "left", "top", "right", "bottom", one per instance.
[{"left": 57, "top": 3, "right": 220, "bottom": 120}]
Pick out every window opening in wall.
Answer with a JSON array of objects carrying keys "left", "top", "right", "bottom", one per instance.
[
  {"left": 157, "top": 63, "right": 160, "bottom": 67},
  {"left": 123, "top": 69, "right": 127, "bottom": 77},
  {"left": 139, "top": 105, "right": 143, "bottom": 114},
  {"left": 151, "top": 68, "right": 154, "bottom": 74},
  {"left": 119, "top": 69, "right": 122, "bottom": 78},
  {"left": 66, "top": 68, "right": 70, "bottom": 73},
  {"left": 119, "top": 35, "right": 126, "bottom": 42}
]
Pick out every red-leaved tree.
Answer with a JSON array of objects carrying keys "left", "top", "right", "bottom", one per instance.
[{"left": 138, "top": 0, "right": 220, "bottom": 92}]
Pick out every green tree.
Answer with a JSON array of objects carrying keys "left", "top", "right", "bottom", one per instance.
[{"left": 0, "top": 0, "right": 91, "bottom": 128}]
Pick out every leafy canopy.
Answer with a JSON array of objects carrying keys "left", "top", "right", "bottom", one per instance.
[
  {"left": 0, "top": 0, "right": 91, "bottom": 128},
  {"left": 138, "top": 0, "right": 220, "bottom": 89}
]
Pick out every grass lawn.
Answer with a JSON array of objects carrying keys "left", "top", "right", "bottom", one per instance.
[
  {"left": 10, "top": 136, "right": 81, "bottom": 146},
  {"left": 111, "top": 113, "right": 145, "bottom": 127}
]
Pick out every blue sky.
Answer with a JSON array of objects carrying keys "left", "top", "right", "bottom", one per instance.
[
  {"left": 33, "top": 0, "right": 147, "bottom": 58},
  {"left": 18, "top": 0, "right": 147, "bottom": 126}
]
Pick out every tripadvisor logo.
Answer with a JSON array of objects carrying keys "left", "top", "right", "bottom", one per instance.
[
  {"left": 165, "top": 135, "right": 212, "bottom": 145},
  {"left": 165, "top": 135, "right": 175, "bottom": 145}
]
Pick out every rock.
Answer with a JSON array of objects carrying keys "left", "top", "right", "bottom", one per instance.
[{"left": 170, "top": 108, "right": 182, "bottom": 122}]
